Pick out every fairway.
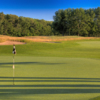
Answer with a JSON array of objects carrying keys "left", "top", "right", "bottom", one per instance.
[{"left": 0, "top": 39, "right": 100, "bottom": 100}]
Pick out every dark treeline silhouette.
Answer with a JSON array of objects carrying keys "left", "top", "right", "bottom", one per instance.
[{"left": 0, "top": 7, "right": 100, "bottom": 36}]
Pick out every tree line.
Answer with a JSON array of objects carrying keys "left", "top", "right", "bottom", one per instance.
[
  {"left": 52, "top": 7, "right": 100, "bottom": 36},
  {"left": 0, "top": 13, "right": 53, "bottom": 36},
  {"left": 0, "top": 7, "right": 100, "bottom": 37}
]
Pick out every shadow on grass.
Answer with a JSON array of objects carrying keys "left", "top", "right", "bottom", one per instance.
[
  {"left": 0, "top": 77, "right": 100, "bottom": 95},
  {"left": 0, "top": 62, "right": 65, "bottom": 66},
  {"left": 0, "top": 77, "right": 100, "bottom": 79},
  {"left": 90, "top": 96, "right": 100, "bottom": 100},
  {"left": 0, "top": 79, "right": 100, "bottom": 82},
  {"left": 0, "top": 77, "right": 100, "bottom": 82},
  {"left": 0, "top": 89, "right": 100, "bottom": 94},
  {"left": 0, "top": 84, "right": 100, "bottom": 87}
]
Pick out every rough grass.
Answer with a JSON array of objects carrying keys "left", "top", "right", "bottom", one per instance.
[
  {"left": 0, "top": 40, "right": 100, "bottom": 59},
  {"left": 0, "top": 35, "right": 100, "bottom": 43},
  {"left": 0, "top": 38, "right": 100, "bottom": 100}
]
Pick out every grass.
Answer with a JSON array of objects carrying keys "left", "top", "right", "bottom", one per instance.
[
  {"left": 0, "top": 37, "right": 100, "bottom": 100},
  {"left": 90, "top": 96, "right": 100, "bottom": 100},
  {"left": 0, "top": 40, "right": 100, "bottom": 58},
  {"left": 0, "top": 35, "right": 100, "bottom": 43}
]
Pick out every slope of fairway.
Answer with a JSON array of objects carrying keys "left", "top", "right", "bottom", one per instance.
[
  {"left": 0, "top": 39, "right": 100, "bottom": 100},
  {"left": 90, "top": 96, "right": 100, "bottom": 100},
  {"left": 0, "top": 40, "right": 100, "bottom": 58}
]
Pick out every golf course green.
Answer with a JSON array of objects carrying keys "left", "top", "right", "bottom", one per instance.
[{"left": 0, "top": 38, "right": 100, "bottom": 100}]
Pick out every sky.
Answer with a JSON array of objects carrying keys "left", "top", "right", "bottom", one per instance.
[{"left": 0, "top": 0, "right": 100, "bottom": 21}]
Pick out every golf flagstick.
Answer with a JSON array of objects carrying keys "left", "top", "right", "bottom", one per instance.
[
  {"left": 13, "top": 55, "right": 15, "bottom": 85},
  {"left": 12, "top": 44, "right": 16, "bottom": 85}
]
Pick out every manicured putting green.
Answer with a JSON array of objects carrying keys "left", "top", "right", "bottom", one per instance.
[
  {"left": 0, "top": 40, "right": 100, "bottom": 100},
  {"left": 0, "top": 56, "right": 100, "bottom": 100}
]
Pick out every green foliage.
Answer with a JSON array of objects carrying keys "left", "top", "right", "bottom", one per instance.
[
  {"left": 0, "top": 13, "right": 53, "bottom": 36},
  {"left": 0, "top": 7, "right": 100, "bottom": 37},
  {"left": 52, "top": 7, "right": 100, "bottom": 37}
]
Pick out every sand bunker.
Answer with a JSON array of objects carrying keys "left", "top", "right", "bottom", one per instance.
[{"left": 0, "top": 41, "right": 25, "bottom": 45}]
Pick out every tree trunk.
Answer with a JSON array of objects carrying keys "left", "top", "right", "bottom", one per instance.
[
  {"left": 62, "top": 28, "right": 64, "bottom": 36},
  {"left": 78, "top": 31, "right": 79, "bottom": 36},
  {"left": 69, "top": 29, "right": 70, "bottom": 36},
  {"left": 62, "top": 31, "right": 64, "bottom": 36},
  {"left": 78, "top": 24, "right": 79, "bottom": 36}
]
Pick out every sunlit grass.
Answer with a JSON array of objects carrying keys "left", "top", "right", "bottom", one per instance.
[
  {"left": 0, "top": 39, "right": 100, "bottom": 100},
  {"left": 0, "top": 56, "right": 100, "bottom": 100},
  {"left": 0, "top": 40, "right": 100, "bottom": 59}
]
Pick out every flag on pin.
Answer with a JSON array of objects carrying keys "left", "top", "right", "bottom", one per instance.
[{"left": 12, "top": 44, "right": 16, "bottom": 54}]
